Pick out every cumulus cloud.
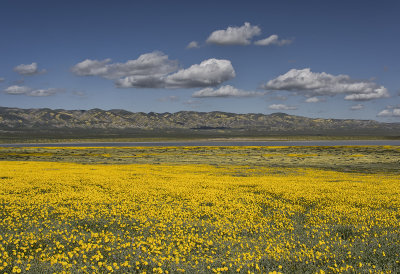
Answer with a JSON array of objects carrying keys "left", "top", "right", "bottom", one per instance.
[
  {"left": 4, "top": 85, "right": 31, "bottom": 94},
  {"left": 165, "top": 59, "right": 235, "bottom": 88},
  {"left": 73, "top": 52, "right": 235, "bottom": 89},
  {"left": 71, "top": 59, "right": 112, "bottom": 77},
  {"left": 343, "top": 87, "right": 388, "bottom": 101},
  {"left": 305, "top": 97, "right": 322, "bottom": 103},
  {"left": 28, "top": 88, "right": 63, "bottom": 97},
  {"left": 192, "top": 85, "right": 264, "bottom": 98},
  {"left": 4, "top": 85, "right": 62, "bottom": 96},
  {"left": 206, "top": 22, "right": 261, "bottom": 46},
  {"left": 14, "top": 62, "right": 46, "bottom": 76},
  {"left": 186, "top": 41, "right": 200, "bottom": 49},
  {"left": 268, "top": 104, "right": 297, "bottom": 110},
  {"left": 262, "top": 68, "right": 389, "bottom": 101},
  {"left": 254, "top": 34, "right": 292, "bottom": 46},
  {"left": 116, "top": 75, "right": 166, "bottom": 88},
  {"left": 71, "top": 52, "right": 178, "bottom": 80},
  {"left": 0, "top": 77, "right": 5, "bottom": 82},
  {"left": 377, "top": 107, "right": 400, "bottom": 117},
  {"left": 350, "top": 104, "right": 364, "bottom": 110},
  {"left": 116, "top": 58, "right": 234, "bottom": 89}
]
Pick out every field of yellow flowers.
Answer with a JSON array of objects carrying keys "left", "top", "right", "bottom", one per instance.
[{"left": 1, "top": 146, "right": 400, "bottom": 273}]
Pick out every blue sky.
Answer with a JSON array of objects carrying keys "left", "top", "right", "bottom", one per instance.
[{"left": 1, "top": 0, "right": 400, "bottom": 121}]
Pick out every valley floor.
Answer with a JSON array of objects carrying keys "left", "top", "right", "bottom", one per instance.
[{"left": 0, "top": 146, "right": 399, "bottom": 273}]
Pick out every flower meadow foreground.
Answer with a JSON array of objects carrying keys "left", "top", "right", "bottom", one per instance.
[{"left": 0, "top": 146, "right": 400, "bottom": 273}]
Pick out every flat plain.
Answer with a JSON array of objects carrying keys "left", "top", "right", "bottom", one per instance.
[{"left": 1, "top": 145, "right": 400, "bottom": 273}]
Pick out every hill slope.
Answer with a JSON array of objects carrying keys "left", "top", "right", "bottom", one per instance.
[{"left": 1, "top": 107, "right": 399, "bottom": 137}]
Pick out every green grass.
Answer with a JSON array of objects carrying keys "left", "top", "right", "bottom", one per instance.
[
  {"left": 1, "top": 145, "right": 399, "bottom": 174},
  {"left": 1, "top": 129, "right": 399, "bottom": 144}
]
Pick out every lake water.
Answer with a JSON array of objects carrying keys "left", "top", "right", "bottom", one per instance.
[{"left": 1, "top": 140, "right": 400, "bottom": 147}]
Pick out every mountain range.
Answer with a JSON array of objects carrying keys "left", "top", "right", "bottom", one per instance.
[{"left": 1, "top": 106, "right": 399, "bottom": 138}]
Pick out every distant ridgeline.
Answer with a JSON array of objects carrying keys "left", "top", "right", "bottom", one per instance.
[{"left": 0, "top": 106, "right": 400, "bottom": 137}]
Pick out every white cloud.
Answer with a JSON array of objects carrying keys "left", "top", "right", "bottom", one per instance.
[
  {"left": 165, "top": 59, "right": 235, "bottom": 88},
  {"left": 268, "top": 104, "right": 297, "bottom": 110},
  {"left": 71, "top": 52, "right": 178, "bottom": 80},
  {"left": 73, "top": 52, "right": 235, "bottom": 89},
  {"left": 350, "top": 104, "right": 364, "bottom": 110},
  {"left": 116, "top": 75, "right": 166, "bottom": 88},
  {"left": 28, "top": 88, "right": 63, "bottom": 97},
  {"left": 305, "top": 97, "right": 322, "bottom": 103},
  {"left": 254, "top": 34, "right": 292, "bottom": 46},
  {"left": 4, "top": 85, "right": 62, "bottom": 96},
  {"left": 0, "top": 77, "right": 5, "bottom": 82},
  {"left": 262, "top": 68, "right": 389, "bottom": 101},
  {"left": 71, "top": 59, "right": 112, "bottom": 77},
  {"left": 4, "top": 85, "right": 31, "bottom": 94},
  {"left": 186, "top": 41, "right": 200, "bottom": 49},
  {"left": 14, "top": 62, "right": 46, "bottom": 76},
  {"left": 377, "top": 108, "right": 400, "bottom": 117},
  {"left": 206, "top": 22, "right": 261, "bottom": 46},
  {"left": 109, "top": 52, "right": 178, "bottom": 79},
  {"left": 192, "top": 85, "right": 263, "bottom": 98},
  {"left": 386, "top": 104, "right": 400, "bottom": 109},
  {"left": 344, "top": 87, "right": 389, "bottom": 101}
]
